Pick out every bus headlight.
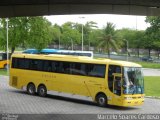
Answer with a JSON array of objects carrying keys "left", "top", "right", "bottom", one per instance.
[
  {"left": 124, "top": 97, "right": 133, "bottom": 100},
  {"left": 140, "top": 96, "right": 144, "bottom": 99}
]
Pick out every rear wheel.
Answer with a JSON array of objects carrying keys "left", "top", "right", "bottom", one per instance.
[
  {"left": 38, "top": 85, "right": 47, "bottom": 97},
  {"left": 96, "top": 94, "right": 107, "bottom": 107},
  {"left": 27, "top": 83, "right": 36, "bottom": 95}
]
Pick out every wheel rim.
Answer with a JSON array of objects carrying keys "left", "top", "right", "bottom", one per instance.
[
  {"left": 40, "top": 87, "right": 45, "bottom": 95},
  {"left": 29, "top": 86, "right": 34, "bottom": 94},
  {"left": 99, "top": 97, "right": 105, "bottom": 105}
]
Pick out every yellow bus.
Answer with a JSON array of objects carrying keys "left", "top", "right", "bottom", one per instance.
[
  {"left": 9, "top": 53, "right": 144, "bottom": 107},
  {"left": 0, "top": 53, "right": 10, "bottom": 69}
]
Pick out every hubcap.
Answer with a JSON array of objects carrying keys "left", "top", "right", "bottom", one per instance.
[
  {"left": 99, "top": 97, "right": 105, "bottom": 105},
  {"left": 29, "top": 86, "right": 34, "bottom": 94},
  {"left": 40, "top": 88, "right": 45, "bottom": 95}
]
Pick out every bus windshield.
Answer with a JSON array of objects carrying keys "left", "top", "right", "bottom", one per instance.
[{"left": 123, "top": 67, "right": 144, "bottom": 94}]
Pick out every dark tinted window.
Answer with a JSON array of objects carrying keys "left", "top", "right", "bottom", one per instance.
[
  {"left": 30, "top": 59, "right": 39, "bottom": 70},
  {"left": 87, "top": 64, "right": 106, "bottom": 78},
  {"left": 18, "top": 59, "right": 25, "bottom": 69},
  {"left": 61, "top": 62, "right": 71, "bottom": 74},
  {"left": 108, "top": 65, "right": 121, "bottom": 92},
  {"left": 70, "top": 63, "right": 86, "bottom": 75},
  {"left": 37, "top": 60, "right": 43, "bottom": 71},
  {"left": 12, "top": 57, "right": 106, "bottom": 78},
  {"left": 12, "top": 58, "right": 17, "bottom": 68},
  {"left": 24, "top": 59, "right": 30, "bottom": 69},
  {"left": 43, "top": 60, "right": 52, "bottom": 72}
]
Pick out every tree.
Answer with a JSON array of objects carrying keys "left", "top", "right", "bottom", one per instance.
[
  {"left": 26, "top": 17, "right": 54, "bottom": 50},
  {"left": 51, "top": 24, "right": 62, "bottom": 49},
  {"left": 88, "top": 29, "right": 102, "bottom": 50},
  {"left": 98, "top": 22, "right": 118, "bottom": 58},
  {"left": 61, "top": 22, "right": 81, "bottom": 50},
  {"left": 83, "top": 21, "right": 98, "bottom": 49},
  {"left": 0, "top": 17, "right": 54, "bottom": 53},
  {"left": 116, "top": 28, "right": 145, "bottom": 57},
  {"left": 145, "top": 16, "right": 160, "bottom": 57},
  {"left": 0, "top": 17, "right": 29, "bottom": 53}
]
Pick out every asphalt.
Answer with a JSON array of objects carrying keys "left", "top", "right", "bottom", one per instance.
[{"left": 143, "top": 68, "right": 160, "bottom": 76}]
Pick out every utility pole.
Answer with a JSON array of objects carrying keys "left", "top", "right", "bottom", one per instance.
[
  {"left": 79, "top": 17, "right": 85, "bottom": 51},
  {"left": 124, "top": 39, "right": 128, "bottom": 61},
  {"left": 6, "top": 18, "right": 9, "bottom": 75}
]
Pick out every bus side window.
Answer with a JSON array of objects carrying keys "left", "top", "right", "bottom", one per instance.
[
  {"left": 18, "top": 58, "right": 25, "bottom": 69},
  {"left": 43, "top": 60, "right": 52, "bottom": 72},
  {"left": 71, "top": 63, "right": 86, "bottom": 76},
  {"left": 108, "top": 65, "right": 121, "bottom": 92},
  {"left": 37, "top": 60, "right": 43, "bottom": 71},
  {"left": 24, "top": 59, "right": 30, "bottom": 69},
  {"left": 29, "top": 59, "right": 39, "bottom": 70},
  {"left": 51, "top": 61, "right": 56, "bottom": 72},
  {"left": 87, "top": 64, "right": 106, "bottom": 78},
  {"left": 54, "top": 61, "right": 62, "bottom": 73},
  {"left": 62, "top": 62, "right": 71, "bottom": 74},
  {"left": 12, "top": 58, "right": 18, "bottom": 68}
]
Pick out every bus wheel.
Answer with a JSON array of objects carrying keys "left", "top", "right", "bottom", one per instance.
[
  {"left": 38, "top": 85, "right": 47, "bottom": 97},
  {"left": 96, "top": 94, "right": 107, "bottom": 107},
  {"left": 27, "top": 83, "right": 36, "bottom": 95}
]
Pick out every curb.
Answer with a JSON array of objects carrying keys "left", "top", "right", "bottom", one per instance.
[{"left": 145, "top": 96, "right": 160, "bottom": 99}]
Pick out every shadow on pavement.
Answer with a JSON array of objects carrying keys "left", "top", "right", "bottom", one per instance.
[{"left": 11, "top": 90, "right": 140, "bottom": 111}]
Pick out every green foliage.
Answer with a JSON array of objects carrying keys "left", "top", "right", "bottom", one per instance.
[
  {"left": 136, "top": 62, "right": 160, "bottom": 69},
  {"left": 0, "top": 17, "right": 53, "bottom": 52},
  {"left": 26, "top": 17, "right": 53, "bottom": 50},
  {"left": 116, "top": 28, "right": 145, "bottom": 48},
  {"left": 88, "top": 29, "right": 102, "bottom": 46},
  {"left": 52, "top": 24, "right": 62, "bottom": 44},
  {"left": 98, "top": 22, "right": 118, "bottom": 57},
  {"left": 145, "top": 16, "right": 160, "bottom": 56},
  {"left": 61, "top": 22, "right": 81, "bottom": 49}
]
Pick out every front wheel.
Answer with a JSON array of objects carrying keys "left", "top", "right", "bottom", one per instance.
[
  {"left": 38, "top": 85, "right": 47, "bottom": 97},
  {"left": 96, "top": 94, "right": 107, "bottom": 107}
]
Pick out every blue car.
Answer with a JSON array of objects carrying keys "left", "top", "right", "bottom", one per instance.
[{"left": 141, "top": 56, "right": 153, "bottom": 62}]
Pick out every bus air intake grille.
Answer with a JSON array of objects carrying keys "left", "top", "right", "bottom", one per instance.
[{"left": 12, "top": 76, "right": 18, "bottom": 86}]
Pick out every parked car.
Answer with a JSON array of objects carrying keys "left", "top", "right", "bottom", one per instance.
[
  {"left": 110, "top": 52, "right": 118, "bottom": 55},
  {"left": 141, "top": 56, "right": 153, "bottom": 62}
]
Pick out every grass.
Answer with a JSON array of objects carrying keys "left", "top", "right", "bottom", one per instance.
[
  {"left": 0, "top": 69, "right": 8, "bottom": 76},
  {"left": 136, "top": 61, "right": 160, "bottom": 69},
  {"left": 144, "top": 76, "right": 160, "bottom": 97}
]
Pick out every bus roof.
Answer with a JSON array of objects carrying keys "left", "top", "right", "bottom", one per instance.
[{"left": 11, "top": 53, "right": 141, "bottom": 67}]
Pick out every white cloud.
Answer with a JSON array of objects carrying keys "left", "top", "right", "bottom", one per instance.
[{"left": 45, "top": 14, "right": 150, "bottom": 30}]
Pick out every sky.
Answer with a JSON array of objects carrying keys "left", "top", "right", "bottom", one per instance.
[{"left": 45, "top": 14, "right": 150, "bottom": 30}]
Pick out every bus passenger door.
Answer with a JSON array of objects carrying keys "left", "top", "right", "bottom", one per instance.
[
  {"left": 112, "top": 75, "right": 123, "bottom": 106},
  {"left": 108, "top": 65, "right": 123, "bottom": 106}
]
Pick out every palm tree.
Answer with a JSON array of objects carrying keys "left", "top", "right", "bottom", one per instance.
[{"left": 98, "top": 22, "right": 118, "bottom": 58}]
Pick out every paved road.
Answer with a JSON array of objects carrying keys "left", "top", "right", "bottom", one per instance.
[
  {"left": 143, "top": 68, "right": 160, "bottom": 76},
  {"left": 0, "top": 75, "right": 160, "bottom": 117}
]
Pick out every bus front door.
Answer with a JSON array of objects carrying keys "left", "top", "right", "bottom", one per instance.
[{"left": 112, "top": 75, "right": 123, "bottom": 106}]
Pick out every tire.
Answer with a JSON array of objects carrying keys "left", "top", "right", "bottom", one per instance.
[
  {"left": 27, "top": 83, "right": 36, "bottom": 95},
  {"left": 38, "top": 85, "right": 47, "bottom": 97},
  {"left": 96, "top": 94, "right": 107, "bottom": 107}
]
